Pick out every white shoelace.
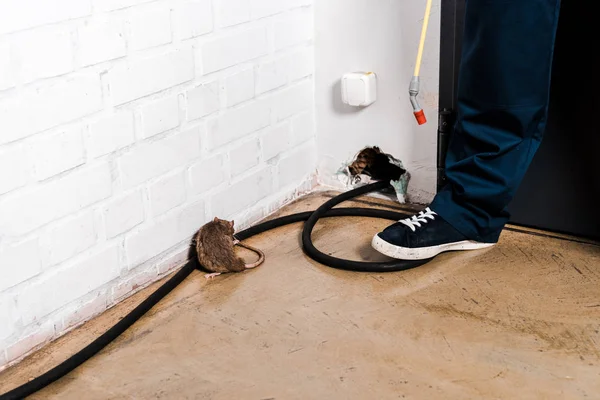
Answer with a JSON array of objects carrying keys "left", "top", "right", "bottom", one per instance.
[{"left": 399, "top": 207, "right": 437, "bottom": 232}]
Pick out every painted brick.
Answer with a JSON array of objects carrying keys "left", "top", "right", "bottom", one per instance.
[
  {"left": 291, "top": 110, "right": 315, "bottom": 145},
  {"left": 112, "top": 268, "right": 157, "bottom": 301},
  {"left": 188, "top": 154, "right": 226, "bottom": 195},
  {"left": 0, "top": 0, "right": 92, "bottom": 36},
  {"left": 119, "top": 128, "right": 201, "bottom": 188},
  {"left": 93, "top": 0, "right": 153, "bottom": 12},
  {"left": 156, "top": 247, "right": 187, "bottom": 274},
  {"left": 0, "top": 144, "right": 28, "bottom": 195},
  {"left": 149, "top": 172, "right": 186, "bottom": 217},
  {"left": 88, "top": 111, "right": 135, "bottom": 158},
  {"left": 186, "top": 81, "right": 220, "bottom": 121},
  {"left": 224, "top": 69, "right": 254, "bottom": 107},
  {"left": 272, "top": 80, "right": 312, "bottom": 121},
  {"left": 273, "top": 7, "right": 313, "bottom": 50},
  {"left": 289, "top": 0, "right": 313, "bottom": 7},
  {"left": 39, "top": 211, "right": 97, "bottom": 268},
  {"left": 78, "top": 16, "right": 126, "bottom": 67},
  {"left": 0, "top": 239, "right": 41, "bottom": 292},
  {"left": 229, "top": 139, "right": 260, "bottom": 177},
  {"left": 61, "top": 293, "right": 108, "bottom": 330},
  {"left": 207, "top": 99, "right": 270, "bottom": 149},
  {"left": 103, "top": 190, "right": 145, "bottom": 238},
  {"left": 255, "top": 59, "right": 286, "bottom": 95},
  {"left": 261, "top": 123, "right": 291, "bottom": 161},
  {"left": 6, "top": 320, "right": 56, "bottom": 363},
  {"left": 125, "top": 200, "right": 205, "bottom": 267},
  {"left": 277, "top": 145, "right": 315, "bottom": 188},
  {"left": 0, "top": 40, "right": 16, "bottom": 91},
  {"left": 130, "top": 3, "right": 172, "bottom": 51},
  {"left": 0, "top": 293, "right": 18, "bottom": 341},
  {"left": 211, "top": 167, "right": 272, "bottom": 217},
  {"left": 10, "top": 26, "right": 73, "bottom": 84},
  {"left": 0, "top": 162, "right": 112, "bottom": 236},
  {"left": 250, "top": 0, "right": 287, "bottom": 19},
  {"left": 175, "top": 0, "right": 213, "bottom": 40},
  {"left": 216, "top": 0, "right": 250, "bottom": 28},
  {"left": 286, "top": 46, "right": 314, "bottom": 82},
  {"left": 0, "top": 74, "right": 103, "bottom": 145},
  {"left": 201, "top": 27, "right": 268, "bottom": 74},
  {"left": 108, "top": 49, "right": 194, "bottom": 105},
  {"left": 141, "top": 95, "right": 180, "bottom": 138},
  {"left": 18, "top": 246, "right": 121, "bottom": 324},
  {"left": 30, "top": 126, "right": 85, "bottom": 181}
]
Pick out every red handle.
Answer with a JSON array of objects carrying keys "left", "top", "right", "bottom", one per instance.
[{"left": 414, "top": 110, "right": 426, "bottom": 125}]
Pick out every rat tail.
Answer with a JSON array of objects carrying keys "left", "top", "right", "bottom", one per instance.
[{"left": 236, "top": 242, "right": 265, "bottom": 269}]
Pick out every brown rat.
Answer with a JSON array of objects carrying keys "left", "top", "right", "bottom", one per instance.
[
  {"left": 348, "top": 146, "right": 406, "bottom": 181},
  {"left": 190, "top": 217, "right": 265, "bottom": 280}
]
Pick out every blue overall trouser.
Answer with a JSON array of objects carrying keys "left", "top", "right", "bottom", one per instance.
[{"left": 430, "top": 0, "right": 562, "bottom": 243}]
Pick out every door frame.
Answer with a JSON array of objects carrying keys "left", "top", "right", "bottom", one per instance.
[{"left": 436, "top": 0, "right": 465, "bottom": 192}]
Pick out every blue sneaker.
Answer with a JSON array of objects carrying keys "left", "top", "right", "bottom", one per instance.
[{"left": 371, "top": 207, "right": 495, "bottom": 260}]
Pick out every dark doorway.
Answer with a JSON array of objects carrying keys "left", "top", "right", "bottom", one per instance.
[{"left": 438, "top": 0, "right": 600, "bottom": 240}]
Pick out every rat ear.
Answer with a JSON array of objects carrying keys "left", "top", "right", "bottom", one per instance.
[
  {"left": 213, "top": 216, "right": 219, "bottom": 223},
  {"left": 230, "top": 220, "right": 235, "bottom": 228}
]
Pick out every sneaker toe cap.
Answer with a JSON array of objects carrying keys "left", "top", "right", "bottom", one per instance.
[{"left": 377, "top": 222, "right": 410, "bottom": 246}]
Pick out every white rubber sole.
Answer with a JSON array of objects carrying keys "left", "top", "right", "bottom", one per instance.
[{"left": 371, "top": 234, "right": 495, "bottom": 260}]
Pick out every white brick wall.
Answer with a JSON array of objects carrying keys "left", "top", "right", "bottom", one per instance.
[
  {"left": 148, "top": 172, "right": 186, "bottom": 217},
  {"left": 38, "top": 211, "right": 97, "bottom": 267},
  {"left": 77, "top": 16, "right": 127, "bottom": 67},
  {"left": 201, "top": 26, "right": 268, "bottom": 73},
  {"left": 207, "top": 98, "right": 270, "bottom": 149},
  {"left": 229, "top": 138, "right": 260, "bottom": 177},
  {"left": 30, "top": 126, "right": 86, "bottom": 181},
  {"left": 223, "top": 68, "right": 254, "bottom": 107},
  {"left": 0, "top": 144, "right": 28, "bottom": 195},
  {"left": 0, "top": 0, "right": 315, "bottom": 370},
  {"left": 215, "top": 0, "right": 251, "bottom": 28},
  {"left": 140, "top": 95, "right": 180, "bottom": 138},
  {"left": 129, "top": 3, "right": 173, "bottom": 51},
  {"left": 0, "top": 239, "right": 41, "bottom": 293},
  {"left": 185, "top": 81, "right": 220, "bottom": 120},
  {"left": 0, "top": 73, "right": 103, "bottom": 145},
  {"left": 261, "top": 123, "right": 291, "bottom": 161},
  {"left": 174, "top": 0, "right": 213, "bottom": 40},
  {"left": 107, "top": 49, "right": 195, "bottom": 105},
  {"left": 102, "top": 190, "right": 145, "bottom": 238},
  {"left": 11, "top": 26, "right": 74, "bottom": 84},
  {"left": 88, "top": 111, "right": 136, "bottom": 158}
]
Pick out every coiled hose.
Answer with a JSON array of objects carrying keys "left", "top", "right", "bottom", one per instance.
[{"left": 0, "top": 180, "right": 432, "bottom": 400}]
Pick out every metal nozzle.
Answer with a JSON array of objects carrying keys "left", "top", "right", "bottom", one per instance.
[{"left": 409, "top": 76, "right": 426, "bottom": 125}]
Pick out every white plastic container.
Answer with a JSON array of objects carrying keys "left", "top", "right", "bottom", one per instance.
[{"left": 341, "top": 71, "right": 377, "bottom": 107}]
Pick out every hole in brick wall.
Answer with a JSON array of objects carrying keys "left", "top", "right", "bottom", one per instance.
[{"left": 336, "top": 146, "right": 411, "bottom": 203}]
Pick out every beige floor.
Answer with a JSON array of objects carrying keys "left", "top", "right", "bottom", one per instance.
[{"left": 1, "top": 191, "right": 600, "bottom": 400}]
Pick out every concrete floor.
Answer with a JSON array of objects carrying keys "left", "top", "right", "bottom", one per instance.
[{"left": 1, "top": 191, "right": 600, "bottom": 399}]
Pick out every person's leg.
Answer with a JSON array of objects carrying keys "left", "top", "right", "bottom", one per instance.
[{"left": 372, "top": 0, "right": 562, "bottom": 260}]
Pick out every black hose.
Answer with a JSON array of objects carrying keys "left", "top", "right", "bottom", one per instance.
[
  {"left": 0, "top": 181, "right": 430, "bottom": 400},
  {"left": 301, "top": 180, "right": 431, "bottom": 271}
]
